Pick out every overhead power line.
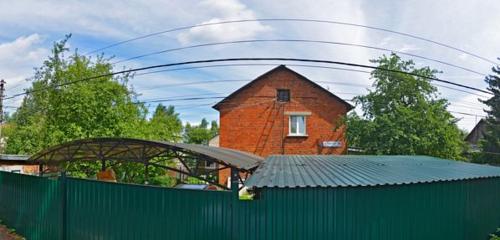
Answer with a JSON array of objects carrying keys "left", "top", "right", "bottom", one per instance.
[
  {"left": 135, "top": 84, "right": 487, "bottom": 111},
  {"left": 135, "top": 63, "right": 372, "bottom": 76},
  {"left": 134, "top": 59, "right": 490, "bottom": 94},
  {"left": 85, "top": 18, "right": 498, "bottom": 65},
  {"left": 138, "top": 96, "right": 225, "bottom": 104},
  {"left": 3, "top": 58, "right": 492, "bottom": 101},
  {"left": 136, "top": 96, "right": 487, "bottom": 118},
  {"left": 4, "top": 90, "right": 486, "bottom": 118},
  {"left": 112, "top": 39, "right": 487, "bottom": 76},
  {"left": 133, "top": 63, "right": 488, "bottom": 98},
  {"left": 449, "top": 110, "right": 487, "bottom": 118}
]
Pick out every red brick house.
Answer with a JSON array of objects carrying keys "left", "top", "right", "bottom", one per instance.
[{"left": 213, "top": 65, "right": 353, "bottom": 185}]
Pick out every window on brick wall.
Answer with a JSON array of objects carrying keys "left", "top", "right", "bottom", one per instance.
[
  {"left": 277, "top": 89, "right": 290, "bottom": 102},
  {"left": 289, "top": 115, "right": 306, "bottom": 136}
]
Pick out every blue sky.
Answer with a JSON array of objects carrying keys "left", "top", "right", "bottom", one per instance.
[{"left": 0, "top": 0, "right": 498, "bottom": 131}]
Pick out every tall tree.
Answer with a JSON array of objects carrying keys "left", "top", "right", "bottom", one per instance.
[
  {"left": 6, "top": 35, "right": 146, "bottom": 154},
  {"left": 146, "top": 104, "right": 183, "bottom": 142},
  {"left": 346, "top": 53, "right": 465, "bottom": 159},
  {"left": 184, "top": 118, "right": 219, "bottom": 144},
  {"left": 477, "top": 63, "right": 500, "bottom": 164}
]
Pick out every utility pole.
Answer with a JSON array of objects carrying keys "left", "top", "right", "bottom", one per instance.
[{"left": 0, "top": 79, "right": 5, "bottom": 153}]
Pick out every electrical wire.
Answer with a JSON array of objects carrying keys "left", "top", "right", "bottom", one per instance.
[
  {"left": 112, "top": 39, "right": 487, "bottom": 76},
  {"left": 449, "top": 110, "right": 487, "bottom": 118},
  {"left": 137, "top": 96, "right": 225, "bottom": 104},
  {"left": 137, "top": 93, "right": 486, "bottom": 114},
  {"left": 3, "top": 58, "right": 491, "bottom": 101},
  {"left": 140, "top": 92, "right": 226, "bottom": 101},
  {"left": 4, "top": 92, "right": 486, "bottom": 120},
  {"left": 134, "top": 63, "right": 372, "bottom": 76},
  {"left": 84, "top": 18, "right": 498, "bottom": 65},
  {"left": 133, "top": 62, "right": 488, "bottom": 98}
]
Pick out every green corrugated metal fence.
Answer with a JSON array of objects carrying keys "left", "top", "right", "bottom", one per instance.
[
  {"left": 0, "top": 171, "right": 61, "bottom": 240},
  {"left": 66, "top": 177, "right": 233, "bottom": 239},
  {"left": 236, "top": 179, "right": 500, "bottom": 240},
  {"left": 0, "top": 171, "right": 499, "bottom": 240}
]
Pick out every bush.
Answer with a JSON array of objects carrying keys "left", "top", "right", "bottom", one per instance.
[{"left": 491, "top": 228, "right": 500, "bottom": 240}]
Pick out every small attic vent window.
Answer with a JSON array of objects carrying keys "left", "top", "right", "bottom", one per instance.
[{"left": 277, "top": 89, "right": 290, "bottom": 102}]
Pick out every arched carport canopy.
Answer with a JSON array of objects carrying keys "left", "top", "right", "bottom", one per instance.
[{"left": 29, "top": 138, "right": 264, "bottom": 189}]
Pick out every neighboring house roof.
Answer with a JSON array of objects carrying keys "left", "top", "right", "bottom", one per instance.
[
  {"left": 208, "top": 135, "right": 219, "bottom": 147},
  {"left": 0, "top": 154, "right": 30, "bottom": 165},
  {"left": 212, "top": 65, "right": 354, "bottom": 111},
  {"left": 245, "top": 155, "right": 500, "bottom": 188},
  {"left": 465, "top": 119, "right": 487, "bottom": 145}
]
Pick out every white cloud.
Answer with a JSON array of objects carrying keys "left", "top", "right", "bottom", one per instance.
[
  {"left": 176, "top": 0, "right": 272, "bottom": 44},
  {"left": 0, "top": 34, "right": 49, "bottom": 87},
  {"left": 398, "top": 44, "right": 420, "bottom": 53},
  {"left": 458, "top": 53, "right": 469, "bottom": 61},
  {"left": 0, "top": 34, "right": 50, "bottom": 108},
  {"left": 0, "top": 34, "right": 46, "bottom": 61}
]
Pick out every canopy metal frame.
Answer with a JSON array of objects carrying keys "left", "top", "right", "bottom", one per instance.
[{"left": 29, "top": 138, "right": 263, "bottom": 190}]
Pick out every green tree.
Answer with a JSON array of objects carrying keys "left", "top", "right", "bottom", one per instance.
[
  {"left": 4, "top": 35, "right": 181, "bottom": 186},
  {"left": 6, "top": 35, "right": 146, "bottom": 154},
  {"left": 184, "top": 118, "right": 219, "bottom": 144},
  {"left": 477, "top": 64, "right": 500, "bottom": 164},
  {"left": 346, "top": 53, "right": 465, "bottom": 159},
  {"left": 145, "top": 104, "right": 183, "bottom": 142}
]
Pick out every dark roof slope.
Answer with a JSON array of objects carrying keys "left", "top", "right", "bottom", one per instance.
[
  {"left": 212, "top": 65, "right": 354, "bottom": 110},
  {"left": 245, "top": 155, "right": 500, "bottom": 188},
  {"left": 0, "top": 154, "right": 30, "bottom": 164},
  {"left": 465, "top": 119, "right": 486, "bottom": 144},
  {"left": 0, "top": 154, "right": 29, "bottom": 161},
  {"left": 29, "top": 138, "right": 263, "bottom": 171}
]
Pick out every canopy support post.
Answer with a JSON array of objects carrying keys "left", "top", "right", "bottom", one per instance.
[
  {"left": 231, "top": 167, "right": 239, "bottom": 199},
  {"left": 39, "top": 164, "right": 43, "bottom": 176},
  {"left": 144, "top": 164, "right": 149, "bottom": 185}
]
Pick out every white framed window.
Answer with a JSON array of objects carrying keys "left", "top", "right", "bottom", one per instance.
[{"left": 289, "top": 115, "right": 307, "bottom": 136}]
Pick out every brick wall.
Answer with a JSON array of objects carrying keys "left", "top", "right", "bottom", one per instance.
[{"left": 215, "top": 66, "right": 351, "bottom": 185}]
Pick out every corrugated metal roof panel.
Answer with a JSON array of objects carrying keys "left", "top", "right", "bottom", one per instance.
[
  {"left": 245, "top": 155, "right": 500, "bottom": 188},
  {"left": 0, "top": 154, "right": 29, "bottom": 161},
  {"left": 29, "top": 138, "right": 263, "bottom": 171},
  {"left": 171, "top": 142, "right": 263, "bottom": 170}
]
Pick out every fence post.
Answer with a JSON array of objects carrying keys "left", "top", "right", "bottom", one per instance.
[
  {"left": 230, "top": 167, "right": 239, "bottom": 199},
  {"left": 60, "top": 171, "right": 67, "bottom": 240},
  {"left": 230, "top": 167, "right": 239, "bottom": 238}
]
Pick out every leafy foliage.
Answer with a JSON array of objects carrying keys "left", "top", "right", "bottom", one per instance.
[
  {"left": 476, "top": 64, "right": 500, "bottom": 164},
  {"left": 6, "top": 35, "right": 146, "bottom": 154},
  {"left": 3, "top": 35, "right": 206, "bottom": 187},
  {"left": 183, "top": 118, "right": 219, "bottom": 144},
  {"left": 491, "top": 228, "right": 500, "bottom": 240},
  {"left": 346, "top": 53, "right": 465, "bottom": 159},
  {"left": 144, "top": 104, "right": 183, "bottom": 142}
]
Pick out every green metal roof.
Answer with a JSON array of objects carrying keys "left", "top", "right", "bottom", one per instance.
[{"left": 245, "top": 155, "right": 500, "bottom": 188}]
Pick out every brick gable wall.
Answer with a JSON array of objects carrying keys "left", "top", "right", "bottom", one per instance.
[{"left": 216, "top": 66, "right": 349, "bottom": 185}]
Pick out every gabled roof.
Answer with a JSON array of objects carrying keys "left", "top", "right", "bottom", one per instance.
[
  {"left": 465, "top": 119, "right": 486, "bottom": 144},
  {"left": 245, "top": 155, "right": 500, "bottom": 188},
  {"left": 212, "top": 65, "right": 354, "bottom": 111}
]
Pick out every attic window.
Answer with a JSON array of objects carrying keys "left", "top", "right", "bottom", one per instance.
[{"left": 277, "top": 89, "right": 290, "bottom": 102}]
